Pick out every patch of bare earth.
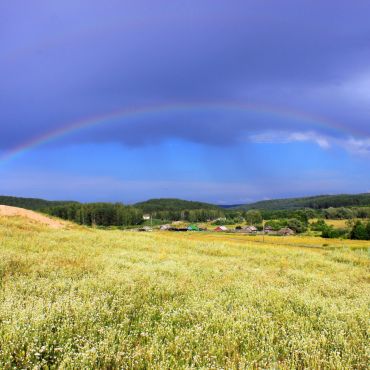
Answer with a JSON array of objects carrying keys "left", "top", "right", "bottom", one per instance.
[{"left": 0, "top": 205, "right": 65, "bottom": 229}]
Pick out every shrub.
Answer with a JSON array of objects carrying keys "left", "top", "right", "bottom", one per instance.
[
  {"left": 310, "top": 219, "right": 327, "bottom": 232},
  {"left": 322, "top": 226, "right": 348, "bottom": 239},
  {"left": 350, "top": 221, "right": 370, "bottom": 240},
  {"left": 287, "top": 218, "right": 308, "bottom": 233}
]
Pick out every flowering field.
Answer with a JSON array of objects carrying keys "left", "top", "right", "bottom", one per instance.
[{"left": 0, "top": 216, "right": 369, "bottom": 369}]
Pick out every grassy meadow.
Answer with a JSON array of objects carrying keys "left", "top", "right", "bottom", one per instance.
[{"left": 0, "top": 216, "right": 369, "bottom": 369}]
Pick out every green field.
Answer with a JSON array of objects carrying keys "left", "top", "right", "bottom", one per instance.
[{"left": 0, "top": 216, "right": 369, "bottom": 369}]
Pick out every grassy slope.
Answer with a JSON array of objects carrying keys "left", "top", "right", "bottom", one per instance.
[{"left": 0, "top": 216, "right": 369, "bottom": 369}]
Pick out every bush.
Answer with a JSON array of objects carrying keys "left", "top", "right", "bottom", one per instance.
[
  {"left": 310, "top": 219, "right": 327, "bottom": 232},
  {"left": 265, "top": 219, "right": 287, "bottom": 230},
  {"left": 350, "top": 221, "right": 370, "bottom": 240},
  {"left": 322, "top": 226, "right": 348, "bottom": 239},
  {"left": 287, "top": 218, "right": 308, "bottom": 233}
]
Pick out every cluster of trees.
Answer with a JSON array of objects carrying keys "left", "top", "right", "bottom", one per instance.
[
  {"left": 265, "top": 218, "right": 308, "bottom": 233},
  {"left": 152, "top": 209, "right": 224, "bottom": 222},
  {"left": 259, "top": 209, "right": 317, "bottom": 222},
  {"left": 45, "top": 203, "right": 143, "bottom": 227},
  {"left": 322, "top": 207, "right": 370, "bottom": 219},
  {"left": 45, "top": 203, "right": 226, "bottom": 226},
  {"left": 311, "top": 219, "right": 370, "bottom": 240},
  {"left": 349, "top": 221, "right": 370, "bottom": 240},
  {"left": 215, "top": 210, "right": 263, "bottom": 225}
]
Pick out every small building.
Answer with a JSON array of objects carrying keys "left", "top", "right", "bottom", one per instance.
[
  {"left": 214, "top": 226, "right": 228, "bottom": 232},
  {"left": 264, "top": 225, "right": 275, "bottom": 234},
  {"left": 278, "top": 227, "right": 295, "bottom": 236},
  {"left": 242, "top": 225, "right": 258, "bottom": 234},
  {"left": 143, "top": 214, "right": 151, "bottom": 221}
]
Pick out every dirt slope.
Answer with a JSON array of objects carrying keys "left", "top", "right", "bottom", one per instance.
[{"left": 0, "top": 205, "right": 65, "bottom": 229}]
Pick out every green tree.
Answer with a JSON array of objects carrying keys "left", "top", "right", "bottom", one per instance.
[
  {"left": 350, "top": 221, "right": 368, "bottom": 240},
  {"left": 287, "top": 218, "right": 307, "bottom": 233},
  {"left": 245, "top": 210, "right": 262, "bottom": 225}
]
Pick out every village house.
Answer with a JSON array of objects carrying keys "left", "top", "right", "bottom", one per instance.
[
  {"left": 214, "top": 226, "right": 228, "bottom": 232},
  {"left": 264, "top": 225, "right": 275, "bottom": 234},
  {"left": 242, "top": 225, "right": 258, "bottom": 234},
  {"left": 278, "top": 227, "right": 295, "bottom": 236}
]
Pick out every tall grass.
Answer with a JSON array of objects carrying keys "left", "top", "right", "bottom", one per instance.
[{"left": 0, "top": 216, "right": 369, "bottom": 368}]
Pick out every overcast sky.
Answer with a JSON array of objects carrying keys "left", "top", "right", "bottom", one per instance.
[{"left": 0, "top": 0, "right": 369, "bottom": 203}]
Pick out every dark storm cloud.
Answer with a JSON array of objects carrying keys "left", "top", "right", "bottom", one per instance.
[{"left": 1, "top": 0, "right": 370, "bottom": 150}]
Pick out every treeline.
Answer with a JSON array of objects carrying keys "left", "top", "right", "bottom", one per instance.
[
  {"left": 257, "top": 207, "right": 370, "bottom": 221},
  {"left": 151, "top": 209, "right": 224, "bottom": 222},
  {"left": 311, "top": 219, "right": 370, "bottom": 240},
  {"left": 44, "top": 203, "right": 143, "bottom": 227},
  {"left": 44, "top": 203, "right": 224, "bottom": 226}
]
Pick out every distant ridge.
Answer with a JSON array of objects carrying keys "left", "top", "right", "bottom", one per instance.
[
  {"left": 0, "top": 195, "right": 77, "bottom": 211},
  {"left": 1, "top": 193, "right": 370, "bottom": 213},
  {"left": 231, "top": 193, "right": 370, "bottom": 210}
]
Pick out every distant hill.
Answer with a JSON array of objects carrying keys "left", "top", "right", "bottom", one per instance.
[
  {"left": 218, "top": 204, "right": 243, "bottom": 209},
  {"left": 0, "top": 195, "right": 77, "bottom": 211},
  {"left": 2, "top": 193, "right": 370, "bottom": 214},
  {"left": 134, "top": 198, "right": 220, "bottom": 213},
  {"left": 232, "top": 193, "right": 370, "bottom": 211}
]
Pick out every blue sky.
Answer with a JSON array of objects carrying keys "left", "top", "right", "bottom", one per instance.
[{"left": 0, "top": 1, "right": 369, "bottom": 204}]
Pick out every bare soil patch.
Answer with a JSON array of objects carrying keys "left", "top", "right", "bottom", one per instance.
[{"left": 0, "top": 205, "right": 65, "bottom": 229}]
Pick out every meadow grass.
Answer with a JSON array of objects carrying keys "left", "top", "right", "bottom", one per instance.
[{"left": 0, "top": 216, "right": 369, "bottom": 369}]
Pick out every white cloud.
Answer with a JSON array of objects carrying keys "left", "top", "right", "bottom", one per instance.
[
  {"left": 249, "top": 130, "right": 330, "bottom": 149},
  {"left": 339, "top": 137, "right": 370, "bottom": 156},
  {"left": 249, "top": 129, "right": 370, "bottom": 157}
]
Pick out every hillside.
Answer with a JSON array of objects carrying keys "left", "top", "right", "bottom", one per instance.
[
  {"left": 233, "top": 193, "right": 370, "bottom": 210},
  {"left": 134, "top": 198, "right": 220, "bottom": 212},
  {"left": 0, "top": 195, "right": 77, "bottom": 210},
  {"left": 0, "top": 205, "right": 65, "bottom": 228}
]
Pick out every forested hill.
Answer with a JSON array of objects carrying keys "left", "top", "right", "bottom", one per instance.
[
  {"left": 0, "top": 195, "right": 77, "bottom": 210},
  {"left": 2, "top": 193, "right": 370, "bottom": 214},
  {"left": 233, "top": 193, "right": 370, "bottom": 211},
  {"left": 134, "top": 198, "right": 220, "bottom": 213}
]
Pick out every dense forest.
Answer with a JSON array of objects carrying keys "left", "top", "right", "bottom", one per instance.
[{"left": 44, "top": 203, "right": 143, "bottom": 227}]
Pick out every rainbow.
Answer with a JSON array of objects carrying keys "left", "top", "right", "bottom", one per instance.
[{"left": 0, "top": 102, "right": 357, "bottom": 164}]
